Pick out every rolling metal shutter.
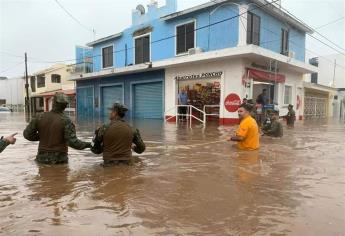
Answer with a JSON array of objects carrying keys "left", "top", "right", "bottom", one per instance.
[
  {"left": 133, "top": 82, "right": 163, "bottom": 119},
  {"left": 101, "top": 85, "right": 123, "bottom": 117},
  {"left": 77, "top": 86, "right": 94, "bottom": 119}
]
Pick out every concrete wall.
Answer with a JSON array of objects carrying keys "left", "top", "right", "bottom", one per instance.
[
  {"left": 31, "top": 64, "right": 74, "bottom": 95},
  {"left": 0, "top": 77, "right": 25, "bottom": 106}
]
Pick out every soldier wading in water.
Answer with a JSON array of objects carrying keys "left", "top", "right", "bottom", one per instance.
[
  {"left": 91, "top": 103, "right": 146, "bottom": 166},
  {"left": 23, "top": 92, "right": 91, "bottom": 164}
]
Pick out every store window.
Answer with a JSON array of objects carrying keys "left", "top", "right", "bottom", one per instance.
[
  {"left": 247, "top": 12, "right": 260, "bottom": 46},
  {"left": 176, "top": 21, "right": 195, "bottom": 55},
  {"left": 284, "top": 85, "right": 292, "bottom": 104},
  {"left": 102, "top": 45, "right": 113, "bottom": 68},
  {"left": 177, "top": 77, "right": 221, "bottom": 116},
  {"left": 135, "top": 35, "right": 150, "bottom": 64},
  {"left": 37, "top": 74, "right": 45, "bottom": 88},
  {"left": 281, "top": 29, "right": 289, "bottom": 55},
  {"left": 51, "top": 74, "right": 61, "bottom": 83}
]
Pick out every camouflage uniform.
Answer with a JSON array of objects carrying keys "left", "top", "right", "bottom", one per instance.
[
  {"left": 91, "top": 103, "right": 145, "bottom": 165},
  {"left": 263, "top": 119, "right": 283, "bottom": 137},
  {"left": 286, "top": 106, "right": 296, "bottom": 127},
  {"left": 23, "top": 93, "right": 91, "bottom": 164},
  {"left": 0, "top": 138, "right": 9, "bottom": 153}
]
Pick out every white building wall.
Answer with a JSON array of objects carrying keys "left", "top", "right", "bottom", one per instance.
[
  {"left": 306, "top": 54, "right": 345, "bottom": 88},
  {"left": 0, "top": 77, "right": 25, "bottom": 105},
  {"left": 165, "top": 58, "right": 246, "bottom": 121},
  {"left": 165, "top": 58, "right": 306, "bottom": 122}
]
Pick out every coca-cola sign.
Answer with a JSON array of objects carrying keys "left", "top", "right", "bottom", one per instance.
[{"left": 224, "top": 93, "right": 241, "bottom": 112}]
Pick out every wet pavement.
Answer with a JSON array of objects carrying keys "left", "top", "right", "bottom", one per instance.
[{"left": 0, "top": 113, "right": 344, "bottom": 236}]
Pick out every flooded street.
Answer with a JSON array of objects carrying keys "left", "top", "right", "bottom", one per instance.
[{"left": 0, "top": 113, "right": 344, "bottom": 236}]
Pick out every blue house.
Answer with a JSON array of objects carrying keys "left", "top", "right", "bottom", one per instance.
[{"left": 72, "top": 0, "right": 317, "bottom": 124}]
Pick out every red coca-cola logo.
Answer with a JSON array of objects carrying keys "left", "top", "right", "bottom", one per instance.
[{"left": 224, "top": 93, "right": 241, "bottom": 112}]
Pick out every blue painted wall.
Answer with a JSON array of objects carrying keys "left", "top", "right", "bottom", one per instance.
[
  {"left": 76, "top": 46, "right": 92, "bottom": 64},
  {"left": 91, "top": 1, "right": 240, "bottom": 73},
  {"left": 87, "top": 0, "right": 307, "bottom": 73},
  {"left": 76, "top": 70, "right": 165, "bottom": 120},
  {"left": 248, "top": 5, "right": 306, "bottom": 61}
]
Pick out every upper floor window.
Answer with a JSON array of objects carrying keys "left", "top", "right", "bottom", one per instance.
[
  {"left": 36, "top": 74, "right": 45, "bottom": 88},
  {"left": 247, "top": 12, "right": 260, "bottom": 46},
  {"left": 176, "top": 21, "right": 195, "bottom": 55},
  {"left": 51, "top": 74, "right": 61, "bottom": 83},
  {"left": 30, "top": 76, "right": 36, "bottom": 92},
  {"left": 281, "top": 29, "right": 289, "bottom": 55},
  {"left": 135, "top": 34, "right": 150, "bottom": 64},
  {"left": 102, "top": 45, "right": 113, "bottom": 68}
]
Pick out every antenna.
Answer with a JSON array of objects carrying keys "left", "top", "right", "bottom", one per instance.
[{"left": 136, "top": 4, "right": 146, "bottom": 15}]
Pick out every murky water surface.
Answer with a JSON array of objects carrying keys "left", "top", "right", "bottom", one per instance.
[{"left": 0, "top": 113, "right": 344, "bottom": 236}]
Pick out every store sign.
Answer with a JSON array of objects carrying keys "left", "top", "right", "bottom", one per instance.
[
  {"left": 175, "top": 71, "right": 223, "bottom": 81},
  {"left": 224, "top": 93, "right": 241, "bottom": 112}
]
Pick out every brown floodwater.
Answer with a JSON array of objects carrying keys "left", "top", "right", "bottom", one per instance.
[{"left": 0, "top": 113, "right": 344, "bottom": 236}]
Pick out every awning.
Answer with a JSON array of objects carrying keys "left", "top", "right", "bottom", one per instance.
[{"left": 247, "top": 68, "right": 286, "bottom": 83}]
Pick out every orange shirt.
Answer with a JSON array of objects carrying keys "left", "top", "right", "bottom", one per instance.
[{"left": 236, "top": 116, "right": 260, "bottom": 150}]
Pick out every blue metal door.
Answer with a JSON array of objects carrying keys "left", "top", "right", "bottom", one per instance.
[
  {"left": 133, "top": 82, "right": 163, "bottom": 119},
  {"left": 77, "top": 86, "right": 94, "bottom": 119},
  {"left": 101, "top": 85, "right": 123, "bottom": 118}
]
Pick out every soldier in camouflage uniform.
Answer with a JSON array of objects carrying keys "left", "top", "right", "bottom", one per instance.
[
  {"left": 91, "top": 103, "right": 145, "bottom": 166},
  {"left": 0, "top": 133, "right": 17, "bottom": 153},
  {"left": 23, "top": 92, "right": 91, "bottom": 164},
  {"left": 262, "top": 109, "right": 283, "bottom": 137}
]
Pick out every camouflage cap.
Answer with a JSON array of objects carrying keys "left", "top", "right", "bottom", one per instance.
[
  {"left": 108, "top": 103, "right": 128, "bottom": 113},
  {"left": 53, "top": 92, "right": 69, "bottom": 104}
]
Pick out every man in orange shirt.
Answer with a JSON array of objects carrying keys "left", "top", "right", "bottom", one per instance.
[{"left": 228, "top": 103, "right": 260, "bottom": 150}]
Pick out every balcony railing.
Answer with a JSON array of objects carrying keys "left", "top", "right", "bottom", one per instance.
[{"left": 68, "top": 62, "right": 93, "bottom": 74}]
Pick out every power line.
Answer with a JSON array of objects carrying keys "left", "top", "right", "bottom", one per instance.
[
  {"left": 315, "top": 16, "right": 345, "bottom": 30},
  {"left": 53, "top": 0, "right": 94, "bottom": 33},
  {"left": 1, "top": 0, "right": 279, "bottom": 65},
  {"left": 2, "top": 0, "right": 344, "bottom": 72},
  {"left": 277, "top": 4, "right": 345, "bottom": 55},
  {"left": 0, "top": 62, "right": 24, "bottom": 74}
]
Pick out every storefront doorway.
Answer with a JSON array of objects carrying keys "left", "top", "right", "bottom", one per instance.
[
  {"left": 177, "top": 77, "right": 221, "bottom": 121},
  {"left": 252, "top": 81, "right": 275, "bottom": 104}
]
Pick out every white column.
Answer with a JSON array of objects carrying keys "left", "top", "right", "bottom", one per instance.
[{"left": 238, "top": 4, "right": 248, "bottom": 47}]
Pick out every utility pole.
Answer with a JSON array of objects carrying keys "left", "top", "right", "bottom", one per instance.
[
  {"left": 332, "top": 59, "right": 336, "bottom": 88},
  {"left": 24, "top": 52, "right": 30, "bottom": 116}
]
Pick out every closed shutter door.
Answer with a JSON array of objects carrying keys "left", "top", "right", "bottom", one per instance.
[
  {"left": 77, "top": 87, "right": 94, "bottom": 119},
  {"left": 133, "top": 82, "right": 163, "bottom": 119},
  {"left": 101, "top": 85, "right": 123, "bottom": 117}
]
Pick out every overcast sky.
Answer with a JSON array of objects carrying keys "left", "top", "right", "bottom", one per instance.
[{"left": 0, "top": 0, "right": 344, "bottom": 78}]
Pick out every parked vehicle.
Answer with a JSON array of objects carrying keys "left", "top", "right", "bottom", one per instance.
[{"left": 0, "top": 106, "right": 12, "bottom": 113}]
